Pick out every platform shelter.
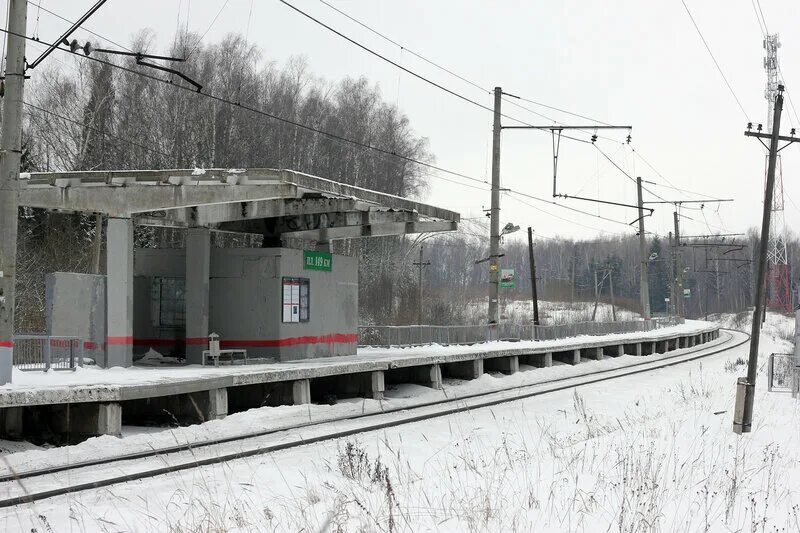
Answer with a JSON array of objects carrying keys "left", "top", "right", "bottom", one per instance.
[{"left": 17, "top": 168, "right": 459, "bottom": 370}]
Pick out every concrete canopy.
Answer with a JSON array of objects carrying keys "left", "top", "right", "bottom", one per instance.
[{"left": 19, "top": 168, "right": 460, "bottom": 241}]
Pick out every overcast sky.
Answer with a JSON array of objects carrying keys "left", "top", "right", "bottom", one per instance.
[{"left": 22, "top": 0, "right": 800, "bottom": 242}]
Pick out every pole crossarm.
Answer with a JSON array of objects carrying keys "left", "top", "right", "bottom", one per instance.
[
  {"left": 501, "top": 125, "right": 632, "bottom": 130},
  {"left": 643, "top": 199, "right": 734, "bottom": 204},
  {"left": 556, "top": 194, "right": 653, "bottom": 213}
]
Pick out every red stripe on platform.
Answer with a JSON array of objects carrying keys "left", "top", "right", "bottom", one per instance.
[
  {"left": 132, "top": 338, "right": 180, "bottom": 347},
  {"left": 84, "top": 341, "right": 100, "bottom": 350},
  {"left": 107, "top": 336, "right": 134, "bottom": 345},
  {"left": 221, "top": 333, "right": 358, "bottom": 348},
  {"left": 130, "top": 334, "right": 357, "bottom": 349},
  {"left": 0, "top": 341, "right": 12, "bottom": 348}
]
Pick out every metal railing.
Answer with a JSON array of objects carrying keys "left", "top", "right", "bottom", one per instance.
[
  {"left": 768, "top": 353, "right": 796, "bottom": 393},
  {"left": 13, "top": 335, "right": 84, "bottom": 371},
  {"left": 358, "top": 317, "right": 684, "bottom": 348}
]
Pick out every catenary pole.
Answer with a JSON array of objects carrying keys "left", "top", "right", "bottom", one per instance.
[
  {"left": 413, "top": 245, "right": 430, "bottom": 325},
  {"left": 637, "top": 177, "right": 651, "bottom": 319},
  {"left": 488, "top": 87, "right": 502, "bottom": 333},
  {"left": 527, "top": 227, "right": 540, "bottom": 326},
  {"left": 0, "top": 0, "right": 28, "bottom": 385},
  {"left": 673, "top": 211, "right": 682, "bottom": 317},
  {"left": 737, "top": 86, "right": 785, "bottom": 434}
]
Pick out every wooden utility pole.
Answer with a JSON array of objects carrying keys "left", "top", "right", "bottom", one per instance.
[
  {"left": 0, "top": 0, "right": 28, "bottom": 385},
  {"left": 527, "top": 227, "right": 540, "bottom": 325},
  {"left": 736, "top": 84, "right": 798, "bottom": 434},
  {"left": 413, "top": 245, "right": 430, "bottom": 325},
  {"left": 636, "top": 177, "right": 651, "bottom": 319},
  {"left": 488, "top": 87, "right": 502, "bottom": 328}
]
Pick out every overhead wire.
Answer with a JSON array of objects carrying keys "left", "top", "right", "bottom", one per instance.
[
  {"left": 276, "top": 0, "right": 598, "bottom": 143},
  {"left": 12, "top": 10, "right": 646, "bottom": 236},
  {"left": 679, "top": 0, "right": 751, "bottom": 121},
  {"left": 185, "top": 0, "right": 231, "bottom": 59},
  {"left": 23, "top": 101, "right": 173, "bottom": 159},
  {"left": 314, "top": 0, "right": 613, "bottom": 128}
]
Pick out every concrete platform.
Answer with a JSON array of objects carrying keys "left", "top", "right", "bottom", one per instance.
[{"left": 0, "top": 321, "right": 719, "bottom": 440}]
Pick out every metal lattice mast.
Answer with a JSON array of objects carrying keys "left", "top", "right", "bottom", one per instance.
[{"left": 764, "top": 34, "right": 791, "bottom": 312}]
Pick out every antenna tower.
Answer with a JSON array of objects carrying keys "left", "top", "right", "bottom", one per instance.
[{"left": 763, "top": 34, "right": 791, "bottom": 312}]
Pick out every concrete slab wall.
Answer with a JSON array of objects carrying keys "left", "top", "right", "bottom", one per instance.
[
  {"left": 132, "top": 247, "right": 358, "bottom": 362},
  {"left": 46, "top": 272, "right": 106, "bottom": 365}
]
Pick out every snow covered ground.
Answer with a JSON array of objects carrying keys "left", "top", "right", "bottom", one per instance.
[
  {"left": 465, "top": 299, "right": 640, "bottom": 325},
  {"left": 1, "top": 313, "right": 796, "bottom": 532}
]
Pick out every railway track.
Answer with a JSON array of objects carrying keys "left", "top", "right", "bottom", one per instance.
[{"left": 0, "top": 328, "right": 748, "bottom": 508}]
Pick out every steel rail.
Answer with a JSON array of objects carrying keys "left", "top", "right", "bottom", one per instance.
[{"left": 0, "top": 328, "right": 745, "bottom": 508}]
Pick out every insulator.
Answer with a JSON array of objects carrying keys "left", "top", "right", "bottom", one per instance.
[{"left": 591, "top": 134, "right": 597, "bottom": 143}]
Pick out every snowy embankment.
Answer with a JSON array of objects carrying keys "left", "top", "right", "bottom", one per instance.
[{"left": 3, "top": 314, "right": 797, "bottom": 532}]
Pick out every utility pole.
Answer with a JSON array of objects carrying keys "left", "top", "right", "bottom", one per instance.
[
  {"left": 609, "top": 268, "right": 617, "bottom": 321},
  {"left": 527, "top": 227, "right": 540, "bottom": 326},
  {"left": 636, "top": 177, "right": 651, "bottom": 320},
  {"left": 0, "top": 0, "right": 28, "bottom": 385},
  {"left": 668, "top": 231, "right": 675, "bottom": 315},
  {"left": 736, "top": 84, "right": 797, "bottom": 434},
  {"left": 413, "top": 245, "right": 430, "bottom": 325},
  {"left": 488, "top": 87, "right": 502, "bottom": 332},
  {"left": 673, "top": 211, "right": 683, "bottom": 317}
]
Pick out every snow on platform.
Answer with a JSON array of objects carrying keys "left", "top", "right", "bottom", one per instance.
[{"left": 0, "top": 320, "right": 717, "bottom": 407}]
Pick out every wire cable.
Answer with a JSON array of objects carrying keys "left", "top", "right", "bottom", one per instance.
[
  {"left": 277, "top": 0, "right": 599, "bottom": 142},
  {"left": 185, "top": 0, "right": 231, "bottom": 59},
  {"left": 9, "top": 25, "right": 637, "bottom": 236},
  {"left": 680, "top": 0, "right": 751, "bottom": 120},
  {"left": 315, "top": 0, "right": 612, "bottom": 127},
  {"left": 23, "top": 101, "right": 173, "bottom": 159}
]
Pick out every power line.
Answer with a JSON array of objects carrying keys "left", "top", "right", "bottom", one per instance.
[
  {"left": 315, "top": 0, "right": 612, "bottom": 127},
  {"left": 23, "top": 101, "right": 173, "bottom": 159},
  {"left": 593, "top": 143, "right": 671, "bottom": 203},
  {"left": 640, "top": 179, "right": 722, "bottom": 201},
  {"left": 317, "top": 0, "right": 489, "bottom": 95},
  {"left": 11, "top": 27, "right": 492, "bottom": 186},
  {"left": 27, "top": 1, "right": 134, "bottom": 53},
  {"left": 185, "top": 0, "right": 231, "bottom": 59},
  {"left": 506, "top": 193, "right": 623, "bottom": 236},
  {"left": 679, "top": 0, "right": 750, "bottom": 121},
  {"left": 9, "top": 25, "right": 640, "bottom": 236},
  {"left": 276, "top": 0, "right": 605, "bottom": 143}
]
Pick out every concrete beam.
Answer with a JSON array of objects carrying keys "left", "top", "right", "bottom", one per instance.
[
  {"left": 160, "top": 197, "right": 361, "bottom": 226},
  {"left": 21, "top": 168, "right": 461, "bottom": 222},
  {"left": 106, "top": 218, "right": 133, "bottom": 368},
  {"left": 20, "top": 183, "right": 296, "bottom": 217},
  {"left": 185, "top": 228, "right": 210, "bottom": 365},
  {"left": 279, "top": 220, "right": 458, "bottom": 242}
]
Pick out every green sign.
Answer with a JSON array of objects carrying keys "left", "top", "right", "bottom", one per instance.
[
  {"left": 303, "top": 250, "right": 332, "bottom": 272},
  {"left": 683, "top": 288, "right": 691, "bottom": 298},
  {"left": 500, "top": 268, "right": 516, "bottom": 289}
]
